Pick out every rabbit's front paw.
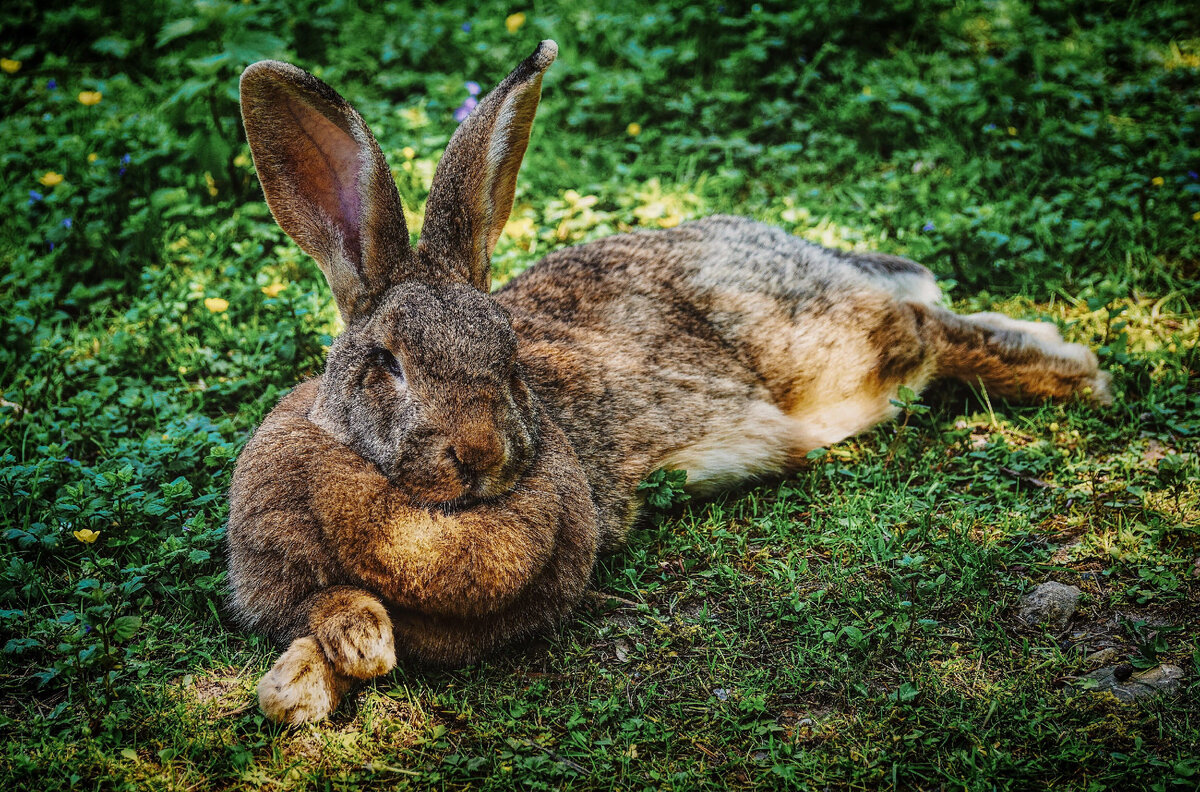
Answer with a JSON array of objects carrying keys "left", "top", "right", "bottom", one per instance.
[
  {"left": 258, "top": 636, "right": 345, "bottom": 724},
  {"left": 314, "top": 596, "right": 397, "bottom": 680}
]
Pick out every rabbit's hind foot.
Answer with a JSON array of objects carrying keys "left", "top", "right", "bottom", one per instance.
[{"left": 930, "top": 308, "right": 1112, "bottom": 405}]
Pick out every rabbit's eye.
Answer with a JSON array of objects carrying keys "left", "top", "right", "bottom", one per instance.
[{"left": 370, "top": 347, "right": 405, "bottom": 380}]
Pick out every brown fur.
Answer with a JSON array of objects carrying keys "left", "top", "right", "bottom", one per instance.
[{"left": 229, "top": 43, "right": 1110, "bottom": 723}]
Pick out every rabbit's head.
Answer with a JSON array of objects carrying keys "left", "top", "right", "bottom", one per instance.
[{"left": 240, "top": 42, "right": 557, "bottom": 507}]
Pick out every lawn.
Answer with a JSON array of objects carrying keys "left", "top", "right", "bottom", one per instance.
[{"left": 2, "top": 1, "right": 1198, "bottom": 789}]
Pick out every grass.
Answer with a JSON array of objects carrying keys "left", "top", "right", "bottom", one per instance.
[{"left": 2, "top": 0, "right": 1198, "bottom": 789}]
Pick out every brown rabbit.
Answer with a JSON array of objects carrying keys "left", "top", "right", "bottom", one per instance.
[{"left": 228, "top": 40, "right": 1110, "bottom": 724}]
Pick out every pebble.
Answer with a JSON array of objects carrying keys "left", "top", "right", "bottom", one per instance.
[
  {"left": 1018, "top": 581, "right": 1082, "bottom": 632},
  {"left": 1075, "top": 664, "right": 1185, "bottom": 702},
  {"left": 1085, "top": 647, "right": 1122, "bottom": 666}
]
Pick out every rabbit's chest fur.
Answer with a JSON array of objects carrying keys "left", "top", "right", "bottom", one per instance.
[{"left": 498, "top": 215, "right": 941, "bottom": 508}]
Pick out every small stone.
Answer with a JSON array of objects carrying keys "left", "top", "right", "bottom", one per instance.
[
  {"left": 1018, "top": 581, "right": 1082, "bottom": 632},
  {"left": 1076, "top": 664, "right": 1185, "bottom": 702},
  {"left": 1131, "top": 664, "right": 1184, "bottom": 692},
  {"left": 1085, "top": 647, "right": 1122, "bottom": 666}
]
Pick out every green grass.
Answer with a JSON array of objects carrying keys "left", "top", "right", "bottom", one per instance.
[{"left": 2, "top": 0, "right": 1198, "bottom": 789}]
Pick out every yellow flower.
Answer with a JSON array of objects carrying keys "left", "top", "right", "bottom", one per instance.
[
  {"left": 261, "top": 282, "right": 286, "bottom": 298},
  {"left": 39, "top": 171, "right": 64, "bottom": 187},
  {"left": 1, "top": 59, "right": 21, "bottom": 74},
  {"left": 402, "top": 146, "right": 416, "bottom": 160},
  {"left": 1007, "top": 126, "right": 1017, "bottom": 136},
  {"left": 505, "top": 12, "right": 526, "bottom": 33},
  {"left": 399, "top": 106, "right": 429, "bottom": 128},
  {"left": 204, "top": 297, "right": 229, "bottom": 313},
  {"left": 1151, "top": 176, "right": 1164, "bottom": 187},
  {"left": 626, "top": 122, "right": 641, "bottom": 136},
  {"left": 73, "top": 529, "right": 100, "bottom": 544},
  {"left": 1193, "top": 211, "right": 1200, "bottom": 222},
  {"left": 87, "top": 152, "right": 98, "bottom": 163},
  {"left": 861, "top": 86, "right": 871, "bottom": 96},
  {"left": 503, "top": 216, "right": 536, "bottom": 248},
  {"left": 204, "top": 171, "right": 218, "bottom": 197},
  {"left": 78, "top": 90, "right": 103, "bottom": 106}
]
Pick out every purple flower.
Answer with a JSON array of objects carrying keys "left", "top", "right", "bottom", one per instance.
[
  {"left": 465, "top": 81, "right": 481, "bottom": 96},
  {"left": 63, "top": 456, "right": 73, "bottom": 463},
  {"left": 461, "top": 22, "right": 472, "bottom": 32},
  {"left": 923, "top": 221, "right": 936, "bottom": 232},
  {"left": 119, "top": 167, "right": 126, "bottom": 176},
  {"left": 1189, "top": 170, "right": 1199, "bottom": 180},
  {"left": 47, "top": 79, "right": 57, "bottom": 90},
  {"left": 63, "top": 217, "right": 72, "bottom": 229},
  {"left": 984, "top": 123, "right": 997, "bottom": 131},
  {"left": 84, "top": 625, "right": 92, "bottom": 634},
  {"left": 121, "top": 153, "right": 131, "bottom": 165},
  {"left": 453, "top": 96, "right": 478, "bottom": 123},
  {"left": 29, "top": 190, "right": 43, "bottom": 204},
  {"left": 49, "top": 242, "right": 55, "bottom": 251}
]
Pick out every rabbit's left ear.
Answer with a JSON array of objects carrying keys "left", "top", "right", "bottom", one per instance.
[{"left": 418, "top": 41, "right": 557, "bottom": 292}]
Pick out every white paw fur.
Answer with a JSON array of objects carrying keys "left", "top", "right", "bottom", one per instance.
[{"left": 257, "top": 636, "right": 342, "bottom": 725}]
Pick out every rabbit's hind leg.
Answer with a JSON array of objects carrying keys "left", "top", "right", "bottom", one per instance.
[
  {"left": 257, "top": 586, "right": 396, "bottom": 724},
  {"left": 925, "top": 306, "right": 1111, "bottom": 404}
]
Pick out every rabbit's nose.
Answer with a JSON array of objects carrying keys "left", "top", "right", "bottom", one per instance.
[{"left": 447, "top": 433, "right": 504, "bottom": 476}]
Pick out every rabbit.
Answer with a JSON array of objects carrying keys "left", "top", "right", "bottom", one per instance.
[{"left": 228, "top": 40, "right": 1110, "bottom": 724}]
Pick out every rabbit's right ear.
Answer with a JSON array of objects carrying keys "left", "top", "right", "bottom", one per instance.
[{"left": 240, "top": 61, "right": 412, "bottom": 324}]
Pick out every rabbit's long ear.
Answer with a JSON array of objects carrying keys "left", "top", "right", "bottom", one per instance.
[
  {"left": 240, "top": 61, "right": 411, "bottom": 323},
  {"left": 418, "top": 41, "right": 557, "bottom": 292}
]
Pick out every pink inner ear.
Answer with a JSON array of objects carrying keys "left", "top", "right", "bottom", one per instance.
[{"left": 279, "top": 92, "right": 363, "bottom": 270}]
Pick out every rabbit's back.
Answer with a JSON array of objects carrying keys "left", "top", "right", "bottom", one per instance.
[
  {"left": 498, "top": 216, "right": 943, "bottom": 545},
  {"left": 651, "top": 214, "right": 940, "bottom": 307}
]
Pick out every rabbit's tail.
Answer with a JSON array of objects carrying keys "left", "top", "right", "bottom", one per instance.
[
  {"left": 924, "top": 307, "right": 1111, "bottom": 404},
  {"left": 836, "top": 249, "right": 944, "bottom": 307}
]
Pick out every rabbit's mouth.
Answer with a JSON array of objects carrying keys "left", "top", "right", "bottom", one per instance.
[
  {"left": 436, "top": 492, "right": 489, "bottom": 514},
  {"left": 462, "top": 454, "right": 536, "bottom": 504},
  {"left": 395, "top": 443, "right": 536, "bottom": 510},
  {"left": 432, "top": 476, "right": 520, "bottom": 514}
]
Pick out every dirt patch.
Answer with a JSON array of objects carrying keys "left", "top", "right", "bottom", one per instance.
[{"left": 172, "top": 666, "right": 255, "bottom": 719}]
